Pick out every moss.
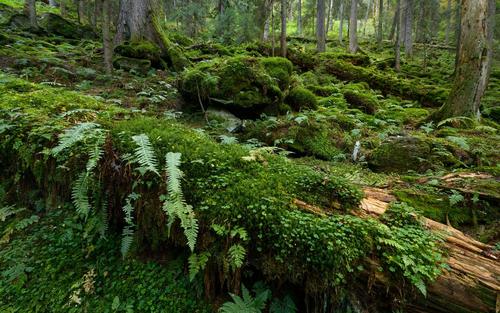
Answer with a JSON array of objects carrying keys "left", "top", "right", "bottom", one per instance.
[
  {"left": 342, "top": 89, "right": 378, "bottom": 114},
  {"left": 39, "top": 13, "right": 96, "bottom": 39},
  {"left": 259, "top": 57, "right": 293, "bottom": 90},
  {"left": 6, "top": 13, "right": 30, "bottom": 30},
  {"left": 285, "top": 87, "right": 318, "bottom": 111},
  {"left": 164, "top": 44, "right": 190, "bottom": 72},
  {"left": 114, "top": 40, "right": 163, "bottom": 68},
  {"left": 376, "top": 107, "right": 430, "bottom": 125},
  {"left": 179, "top": 56, "right": 284, "bottom": 118},
  {"left": 319, "top": 52, "right": 371, "bottom": 66},
  {"left": 368, "top": 136, "right": 432, "bottom": 173}
]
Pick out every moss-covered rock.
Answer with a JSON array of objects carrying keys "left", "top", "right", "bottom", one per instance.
[
  {"left": 259, "top": 57, "right": 293, "bottom": 90},
  {"left": 179, "top": 56, "right": 284, "bottom": 118},
  {"left": 0, "top": 3, "right": 15, "bottom": 24},
  {"left": 7, "top": 13, "right": 30, "bottom": 30},
  {"left": 114, "top": 40, "right": 163, "bottom": 68},
  {"left": 113, "top": 57, "right": 151, "bottom": 75},
  {"left": 39, "top": 13, "right": 96, "bottom": 39},
  {"left": 342, "top": 89, "right": 378, "bottom": 114},
  {"left": 285, "top": 87, "right": 318, "bottom": 111},
  {"left": 368, "top": 136, "right": 432, "bottom": 173}
]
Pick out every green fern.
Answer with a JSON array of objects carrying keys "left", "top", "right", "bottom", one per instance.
[
  {"left": 219, "top": 285, "right": 270, "bottom": 313},
  {"left": 0, "top": 206, "right": 26, "bottom": 222},
  {"left": 71, "top": 173, "right": 91, "bottom": 218},
  {"left": 163, "top": 152, "right": 198, "bottom": 252},
  {"left": 269, "top": 296, "right": 297, "bottom": 313},
  {"left": 121, "top": 193, "right": 140, "bottom": 258},
  {"left": 228, "top": 244, "right": 246, "bottom": 269},
  {"left": 51, "top": 122, "right": 101, "bottom": 155},
  {"left": 131, "top": 134, "right": 159, "bottom": 176},
  {"left": 188, "top": 252, "right": 210, "bottom": 281}
]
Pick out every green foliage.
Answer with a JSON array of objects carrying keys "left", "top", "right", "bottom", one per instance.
[
  {"left": 285, "top": 87, "right": 318, "bottom": 111},
  {"left": 188, "top": 252, "right": 210, "bottom": 281},
  {"left": 131, "top": 134, "right": 160, "bottom": 176},
  {"left": 219, "top": 285, "right": 271, "bottom": 313},
  {"left": 269, "top": 296, "right": 297, "bottom": 313},
  {"left": 121, "top": 193, "right": 140, "bottom": 258}
]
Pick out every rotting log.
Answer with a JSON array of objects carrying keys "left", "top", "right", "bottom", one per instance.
[{"left": 295, "top": 187, "right": 500, "bottom": 313}]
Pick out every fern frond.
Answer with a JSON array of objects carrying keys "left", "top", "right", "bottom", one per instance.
[
  {"left": 51, "top": 122, "right": 100, "bottom": 156},
  {"left": 165, "top": 152, "right": 182, "bottom": 194},
  {"left": 86, "top": 134, "right": 106, "bottom": 173},
  {"left": 71, "top": 172, "right": 91, "bottom": 218},
  {"left": 121, "top": 226, "right": 134, "bottom": 258},
  {"left": 228, "top": 244, "right": 246, "bottom": 269},
  {"left": 0, "top": 206, "right": 26, "bottom": 222},
  {"left": 120, "top": 193, "right": 140, "bottom": 258},
  {"left": 131, "top": 134, "right": 159, "bottom": 176}
]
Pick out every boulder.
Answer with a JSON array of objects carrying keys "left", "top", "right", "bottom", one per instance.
[
  {"left": 0, "top": 3, "right": 15, "bottom": 24},
  {"left": 39, "top": 13, "right": 96, "bottom": 39},
  {"left": 114, "top": 41, "right": 164, "bottom": 69},
  {"left": 7, "top": 14, "right": 31, "bottom": 30},
  {"left": 113, "top": 57, "right": 151, "bottom": 76},
  {"left": 368, "top": 136, "right": 432, "bottom": 173},
  {"left": 206, "top": 108, "right": 242, "bottom": 132},
  {"left": 285, "top": 87, "right": 318, "bottom": 111}
]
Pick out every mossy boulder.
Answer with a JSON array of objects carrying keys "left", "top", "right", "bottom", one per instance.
[
  {"left": 368, "top": 136, "right": 432, "bottom": 173},
  {"left": 39, "top": 13, "right": 96, "bottom": 39},
  {"left": 0, "top": 3, "right": 15, "bottom": 24},
  {"left": 342, "top": 89, "right": 378, "bottom": 114},
  {"left": 7, "top": 13, "right": 30, "bottom": 30},
  {"left": 285, "top": 87, "right": 318, "bottom": 111},
  {"left": 114, "top": 41, "right": 163, "bottom": 68},
  {"left": 163, "top": 44, "right": 190, "bottom": 72},
  {"left": 179, "top": 56, "right": 284, "bottom": 118},
  {"left": 259, "top": 57, "right": 293, "bottom": 90},
  {"left": 113, "top": 57, "right": 151, "bottom": 76}
]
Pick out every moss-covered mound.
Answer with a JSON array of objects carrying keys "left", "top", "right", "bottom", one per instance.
[
  {"left": 285, "top": 86, "right": 318, "bottom": 111},
  {"left": 114, "top": 40, "right": 164, "bottom": 68},
  {"left": 0, "top": 73, "right": 444, "bottom": 311},
  {"left": 39, "top": 13, "right": 96, "bottom": 39},
  {"left": 179, "top": 56, "right": 289, "bottom": 118}
]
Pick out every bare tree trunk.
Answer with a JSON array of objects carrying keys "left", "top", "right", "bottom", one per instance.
[
  {"left": 362, "top": 0, "right": 371, "bottom": 36},
  {"left": 49, "top": 0, "right": 57, "bottom": 6},
  {"left": 262, "top": 0, "right": 272, "bottom": 41},
  {"left": 389, "top": 1, "right": 399, "bottom": 40},
  {"left": 297, "top": 0, "right": 302, "bottom": 36},
  {"left": 338, "top": 0, "right": 344, "bottom": 44},
  {"left": 399, "top": 0, "right": 406, "bottom": 46},
  {"left": 444, "top": 0, "right": 452, "bottom": 44},
  {"left": 24, "top": 0, "right": 38, "bottom": 30},
  {"left": 394, "top": 0, "right": 401, "bottom": 71},
  {"left": 280, "top": 0, "right": 287, "bottom": 57},
  {"left": 77, "top": 0, "right": 84, "bottom": 24},
  {"left": 454, "top": 1, "right": 461, "bottom": 72},
  {"left": 272, "top": 0, "right": 276, "bottom": 56},
  {"left": 404, "top": 0, "right": 413, "bottom": 56},
  {"left": 102, "top": 0, "right": 113, "bottom": 75},
  {"left": 349, "top": 0, "right": 358, "bottom": 53},
  {"left": 60, "top": 0, "right": 66, "bottom": 17},
  {"left": 433, "top": 0, "right": 495, "bottom": 120},
  {"left": 317, "top": 0, "right": 326, "bottom": 52},
  {"left": 377, "top": 0, "right": 383, "bottom": 47},
  {"left": 326, "top": 0, "right": 333, "bottom": 35}
]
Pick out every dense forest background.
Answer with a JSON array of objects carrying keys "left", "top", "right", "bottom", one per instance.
[{"left": 0, "top": 0, "right": 499, "bottom": 312}]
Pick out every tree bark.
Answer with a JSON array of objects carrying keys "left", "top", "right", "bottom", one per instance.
[
  {"left": 362, "top": 0, "right": 371, "bottom": 36},
  {"left": 317, "top": 0, "right": 326, "bottom": 52},
  {"left": 102, "top": 0, "right": 113, "bottom": 75},
  {"left": 77, "top": 0, "right": 84, "bottom": 24},
  {"left": 394, "top": 0, "right": 401, "bottom": 71},
  {"left": 326, "top": 0, "right": 333, "bottom": 35},
  {"left": 377, "top": 0, "right": 383, "bottom": 47},
  {"left": 280, "top": 0, "right": 287, "bottom": 57},
  {"left": 349, "top": 0, "right": 358, "bottom": 53},
  {"left": 389, "top": 1, "right": 399, "bottom": 41},
  {"left": 404, "top": 0, "right": 413, "bottom": 56},
  {"left": 48, "top": 0, "right": 57, "bottom": 6},
  {"left": 338, "top": 0, "right": 344, "bottom": 44},
  {"left": 433, "top": 0, "right": 495, "bottom": 121},
  {"left": 444, "top": 0, "right": 452, "bottom": 44},
  {"left": 297, "top": 0, "right": 302, "bottom": 36},
  {"left": 24, "top": 0, "right": 38, "bottom": 30}
]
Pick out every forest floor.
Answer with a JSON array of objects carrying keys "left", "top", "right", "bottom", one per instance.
[{"left": 0, "top": 1, "right": 499, "bottom": 312}]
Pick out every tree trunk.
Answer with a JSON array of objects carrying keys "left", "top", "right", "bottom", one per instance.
[
  {"left": 362, "top": 0, "right": 371, "bottom": 36},
  {"left": 377, "top": 0, "right": 383, "bottom": 47},
  {"left": 280, "top": 0, "right": 287, "bottom": 57},
  {"left": 297, "top": 0, "right": 302, "bottom": 36},
  {"left": 433, "top": 0, "right": 495, "bottom": 121},
  {"left": 77, "top": 0, "right": 84, "bottom": 24},
  {"left": 48, "top": 0, "right": 57, "bottom": 6},
  {"left": 102, "top": 0, "right": 113, "bottom": 75},
  {"left": 349, "top": 0, "right": 358, "bottom": 53},
  {"left": 24, "top": 0, "right": 38, "bottom": 30},
  {"left": 389, "top": 1, "right": 398, "bottom": 40},
  {"left": 404, "top": 0, "right": 413, "bottom": 56},
  {"left": 444, "top": 0, "right": 452, "bottom": 44},
  {"left": 60, "top": 0, "right": 66, "bottom": 17},
  {"left": 262, "top": 0, "right": 272, "bottom": 41},
  {"left": 394, "top": 0, "right": 401, "bottom": 71},
  {"left": 326, "top": 0, "right": 333, "bottom": 35},
  {"left": 317, "top": 0, "right": 326, "bottom": 52},
  {"left": 338, "top": 0, "right": 344, "bottom": 44}
]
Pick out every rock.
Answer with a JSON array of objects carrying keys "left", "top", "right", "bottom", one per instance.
[
  {"left": 285, "top": 87, "right": 318, "bottom": 111},
  {"left": 39, "top": 13, "right": 96, "bottom": 39},
  {"left": 113, "top": 57, "right": 151, "bottom": 75},
  {"left": 206, "top": 108, "right": 242, "bottom": 132},
  {"left": 114, "top": 41, "right": 164, "bottom": 69},
  {"left": 0, "top": 3, "right": 15, "bottom": 24},
  {"left": 342, "top": 89, "right": 377, "bottom": 114},
  {"left": 7, "top": 14, "right": 31, "bottom": 30},
  {"left": 368, "top": 136, "right": 432, "bottom": 173}
]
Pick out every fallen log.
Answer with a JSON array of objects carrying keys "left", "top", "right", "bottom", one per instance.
[{"left": 295, "top": 187, "right": 499, "bottom": 313}]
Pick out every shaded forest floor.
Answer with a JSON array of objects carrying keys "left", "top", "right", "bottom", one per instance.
[{"left": 0, "top": 1, "right": 499, "bottom": 312}]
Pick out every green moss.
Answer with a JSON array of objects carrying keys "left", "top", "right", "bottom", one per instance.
[
  {"left": 114, "top": 40, "right": 163, "bottom": 68},
  {"left": 342, "top": 89, "right": 378, "bottom": 114},
  {"left": 113, "top": 57, "right": 152, "bottom": 76},
  {"left": 375, "top": 107, "right": 429, "bottom": 125},
  {"left": 39, "top": 13, "right": 96, "bottom": 39},
  {"left": 285, "top": 87, "right": 318, "bottom": 111},
  {"left": 259, "top": 57, "right": 293, "bottom": 90}
]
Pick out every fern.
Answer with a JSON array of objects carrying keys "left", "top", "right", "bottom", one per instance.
[
  {"left": 163, "top": 152, "right": 198, "bottom": 252},
  {"left": 0, "top": 206, "right": 26, "bottom": 222},
  {"left": 188, "top": 252, "right": 210, "bottom": 281},
  {"left": 51, "top": 122, "right": 101, "bottom": 155},
  {"left": 228, "top": 244, "right": 246, "bottom": 269},
  {"left": 269, "top": 296, "right": 297, "bottom": 313},
  {"left": 219, "top": 285, "right": 270, "bottom": 313},
  {"left": 121, "top": 193, "right": 140, "bottom": 258},
  {"left": 71, "top": 173, "right": 91, "bottom": 218},
  {"left": 86, "top": 135, "right": 106, "bottom": 173},
  {"left": 131, "top": 134, "right": 159, "bottom": 176}
]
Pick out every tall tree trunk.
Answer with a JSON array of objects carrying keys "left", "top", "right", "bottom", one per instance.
[
  {"left": 317, "top": 0, "right": 326, "bottom": 52},
  {"left": 262, "top": 0, "right": 272, "bottom": 41},
  {"left": 377, "top": 0, "right": 383, "bottom": 47},
  {"left": 280, "top": 0, "right": 287, "bottom": 57},
  {"left": 297, "top": 0, "right": 302, "bottom": 36},
  {"left": 102, "top": 0, "right": 113, "bottom": 75},
  {"left": 362, "top": 0, "right": 371, "bottom": 35},
  {"left": 60, "top": 0, "right": 66, "bottom": 17},
  {"left": 433, "top": 0, "right": 495, "bottom": 120},
  {"left": 326, "top": 0, "right": 333, "bottom": 34},
  {"left": 338, "top": 0, "right": 344, "bottom": 44},
  {"left": 404, "top": 0, "right": 413, "bottom": 56},
  {"left": 349, "top": 0, "right": 358, "bottom": 53},
  {"left": 394, "top": 0, "right": 401, "bottom": 71},
  {"left": 48, "top": 0, "right": 57, "bottom": 6},
  {"left": 77, "top": 0, "right": 84, "bottom": 24},
  {"left": 444, "top": 0, "right": 452, "bottom": 44},
  {"left": 415, "top": 0, "right": 426, "bottom": 43},
  {"left": 272, "top": 0, "right": 276, "bottom": 56},
  {"left": 24, "top": 0, "right": 38, "bottom": 30},
  {"left": 389, "top": 1, "right": 398, "bottom": 40},
  {"left": 399, "top": 0, "right": 406, "bottom": 47}
]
